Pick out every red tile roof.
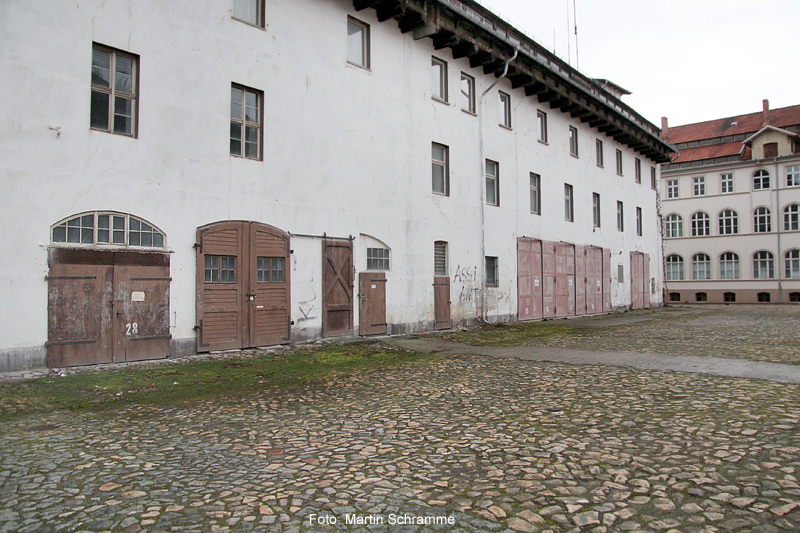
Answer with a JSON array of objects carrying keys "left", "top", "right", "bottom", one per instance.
[
  {"left": 663, "top": 104, "right": 800, "bottom": 144},
  {"left": 670, "top": 143, "right": 743, "bottom": 164}
]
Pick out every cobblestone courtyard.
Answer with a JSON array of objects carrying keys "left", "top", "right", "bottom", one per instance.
[{"left": 1, "top": 305, "right": 799, "bottom": 532}]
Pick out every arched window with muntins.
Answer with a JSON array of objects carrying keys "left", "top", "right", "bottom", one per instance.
[
  {"left": 786, "top": 250, "right": 800, "bottom": 279},
  {"left": 785, "top": 204, "right": 800, "bottom": 231},
  {"left": 51, "top": 211, "right": 166, "bottom": 248},
  {"left": 691, "top": 212, "right": 710, "bottom": 236},
  {"left": 753, "top": 251, "right": 774, "bottom": 279},
  {"left": 753, "top": 169, "right": 770, "bottom": 190},
  {"left": 719, "top": 252, "right": 739, "bottom": 279},
  {"left": 692, "top": 253, "right": 711, "bottom": 280},
  {"left": 665, "top": 254, "right": 683, "bottom": 281},
  {"left": 754, "top": 207, "right": 771, "bottom": 233},
  {"left": 718, "top": 209, "right": 738, "bottom": 235},
  {"left": 665, "top": 214, "right": 683, "bottom": 238}
]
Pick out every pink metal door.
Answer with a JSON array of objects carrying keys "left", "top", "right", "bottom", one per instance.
[
  {"left": 575, "top": 246, "right": 587, "bottom": 315},
  {"left": 542, "top": 242, "right": 556, "bottom": 318},
  {"left": 517, "top": 238, "right": 543, "bottom": 321},
  {"left": 603, "top": 248, "right": 612, "bottom": 312}
]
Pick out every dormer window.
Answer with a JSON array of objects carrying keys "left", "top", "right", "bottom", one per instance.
[{"left": 764, "top": 142, "right": 778, "bottom": 158}]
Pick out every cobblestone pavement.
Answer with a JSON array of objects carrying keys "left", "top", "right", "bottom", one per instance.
[{"left": 1, "top": 307, "right": 800, "bottom": 532}]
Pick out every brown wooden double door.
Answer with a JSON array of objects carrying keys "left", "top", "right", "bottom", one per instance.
[
  {"left": 47, "top": 249, "right": 171, "bottom": 367},
  {"left": 196, "top": 221, "right": 290, "bottom": 351}
]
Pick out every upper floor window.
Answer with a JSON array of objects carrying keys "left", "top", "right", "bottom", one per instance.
[
  {"left": 720, "top": 173, "right": 734, "bottom": 193},
  {"left": 763, "top": 142, "right": 778, "bottom": 158},
  {"left": 592, "top": 193, "right": 601, "bottom": 228},
  {"left": 91, "top": 44, "right": 138, "bottom": 137},
  {"left": 52, "top": 212, "right": 165, "bottom": 248},
  {"left": 233, "top": 0, "right": 264, "bottom": 27},
  {"left": 753, "top": 169, "right": 770, "bottom": 190},
  {"left": 635, "top": 207, "right": 643, "bottom": 236},
  {"left": 635, "top": 158, "right": 642, "bottom": 183},
  {"left": 691, "top": 211, "right": 710, "bottom": 236},
  {"left": 754, "top": 207, "right": 772, "bottom": 233},
  {"left": 432, "top": 143, "right": 449, "bottom": 196},
  {"left": 564, "top": 184, "right": 574, "bottom": 222},
  {"left": 718, "top": 209, "right": 738, "bottom": 235},
  {"left": 615, "top": 149, "right": 623, "bottom": 175},
  {"left": 788, "top": 165, "right": 800, "bottom": 187},
  {"left": 230, "top": 84, "right": 262, "bottom": 160},
  {"left": 665, "top": 254, "right": 683, "bottom": 281},
  {"left": 460, "top": 73, "right": 475, "bottom": 114},
  {"left": 693, "top": 176, "right": 705, "bottom": 196},
  {"left": 431, "top": 57, "right": 448, "bottom": 102},
  {"left": 651, "top": 167, "right": 657, "bottom": 190},
  {"left": 753, "top": 251, "right": 774, "bottom": 279},
  {"left": 667, "top": 179, "right": 679, "bottom": 199},
  {"left": 537, "top": 111, "right": 548, "bottom": 143},
  {"left": 665, "top": 214, "right": 683, "bottom": 238},
  {"left": 569, "top": 126, "right": 579, "bottom": 157},
  {"left": 530, "top": 173, "right": 540, "bottom": 215},
  {"left": 720, "top": 252, "right": 740, "bottom": 280},
  {"left": 499, "top": 92, "right": 511, "bottom": 128},
  {"left": 595, "top": 139, "right": 604, "bottom": 167},
  {"left": 692, "top": 253, "right": 711, "bottom": 280},
  {"left": 486, "top": 160, "right": 499, "bottom": 206},
  {"left": 786, "top": 203, "right": 800, "bottom": 231},
  {"left": 347, "top": 17, "right": 370, "bottom": 69},
  {"left": 367, "top": 247, "right": 390, "bottom": 271},
  {"left": 616, "top": 201, "right": 624, "bottom": 231},
  {"left": 785, "top": 250, "right": 800, "bottom": 279}
]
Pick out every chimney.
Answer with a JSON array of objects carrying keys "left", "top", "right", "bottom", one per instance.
[
  {"left": 660, "top": 116, "right": 669, "bottom": 140},
  {"left": 762, "top": 99, "right": 770, "bottom": 126}
]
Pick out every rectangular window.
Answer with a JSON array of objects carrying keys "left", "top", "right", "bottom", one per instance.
[
  {"left": 432, "top": 57, "right": 447, "bottom": 102},
  {"left": 635, "top": 158, "right": 642, "bottom": 183},
  {"left": 530, "top": 173, "right": 540, "bottom": 215},
  {"left": 230, "top": 84, "right": 262, "bottom": 160},
  {"left": 596, "top": 139, "right": 604, "bottom": 167},
  {"left": 485, "top": 256, "right": 499, "bottom": 287},
  {"left": 569, "top": 126, "right": 579, "bottom": 156},
  {"left": 367, "top": 247, "right": 390, "bottom": 271},
  {"left": 615, "top": 149, "right": 623, "bottom": 175},
  {"left": 537, "top": 111, "right": 548, "bottom": 143},
  {"left": 460, "top": 73, "right": 475, "bottom": 114},
  {"left": 90, "top": 44, "right": 138, "bottom": 136},
  {"left": 233, "top": 0, "right": 264, "bottom": 27},
  {"left": 720, "top": 172, "right": 734, "bottom": 193},
  {"left": 499, "top": 91, "right": 511, "bottom": 128},
  {"left": 432, "top": 143, "right": 449, "bottom": 196},
  {"left": 788, "top": 165, "right": 800, "bottom": 187},
  {"left": 592, "top": 193, "right": 601, "bottom": 228},
  {"left": 636, "top": 207, "right": 643, "bottom": 236},
  {"left": 693, "top": 176, "right": 705, "bottom": 196},
  {"left": 667, "top": 179, "right": 679, "bottom": 199},
  {"left": 347, "top": 17, "right": 370, "bottom": 68},
  {"left": 651, "top": 167, "right": 657, "bottom": 189},
  {"left": 486, "top": 160, "right": 499, "bottom": 206},
  {"left": 205, "top": 255, "right": 236, "bottom": 283},
  {"left": 617, "top": 201, "right": 624, "bottom": 231},
  {"left": 434, "top": 241, "right": 448, "bottom": 276},
  {"left": 257, "top": 257, "right": 285, "bottom": 283},
  {"left": 564, "top": 184, "right": 574, "bottom": 222}
]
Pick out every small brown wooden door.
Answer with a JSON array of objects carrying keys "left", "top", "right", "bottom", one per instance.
[
  {"left": 359, "top": 272, "right": 387, "bottom": 336},
  {"left": 517, "top": 238, "right": 543, "bottom": 321},
  {"left": 114, "top": 264, "right": 171, "bottom": 362},
  {"left": 196, "top": 221, "right": 290, "bottom": 351},
  {"left": 433, "top": 276, "right": 451, "bottom": 330},
  {"left": 322, "top": 239, "right": 354, "bottom": 337}
]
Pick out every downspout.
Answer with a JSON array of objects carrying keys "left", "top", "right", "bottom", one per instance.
[
  {"left": 775, "top": 158, "right": 783, "bottom": 302},
  {"left": 478, "top": 46, "right": 518, "bottom": 322}
]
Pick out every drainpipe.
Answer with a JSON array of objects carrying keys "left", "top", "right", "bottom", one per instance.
[
  {"left": 478, "top": 46, "right": 518, "bottom": 322},
  {"left": 775, "top": 158, "right": 783, "bottom": 302}
]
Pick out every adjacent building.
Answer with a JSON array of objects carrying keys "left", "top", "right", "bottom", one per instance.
[
  {"left": 0, "top": 0, "right": 672, "bottom": 372},
  {"left": 660, "top": 101, "right": 800, "bottom": 303}
]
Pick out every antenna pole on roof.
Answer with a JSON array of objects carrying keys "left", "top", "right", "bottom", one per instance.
[
  {"left": 565, "top": 0, "right": 571, "bottom": 65},
  {"left": 574, "top": 0, "right": 579, "bottom": 70}
]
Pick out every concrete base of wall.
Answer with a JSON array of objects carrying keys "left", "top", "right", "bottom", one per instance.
[
  {"left": 0, "top": 345, "right": 47, "bottom": 373},
  {"left": 668, "top": 289, "right": 800, "bottom": 305}
]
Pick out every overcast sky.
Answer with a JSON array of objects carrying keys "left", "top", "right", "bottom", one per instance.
[{"left": 477, "top": 0, "right": 799, "bottom": 128}]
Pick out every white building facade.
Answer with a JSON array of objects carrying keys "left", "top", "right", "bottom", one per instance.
[{"left": 0, "top": 0, "right": 672, "bottom": 371}]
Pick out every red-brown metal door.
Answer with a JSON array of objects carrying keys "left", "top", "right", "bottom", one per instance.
[
  {"left": 555, "top": 243, "right": 575, "bottom": 317},
  {"left": 542, "top": 242, "right": 556, "bottom": 318},
  {"left": 517, "top": 238, "right": 543, "bottom": 321},
  {"left": 359, "top": 272, "right": 387, "bottom": 336},
  {"left": 603, "top": 248, "right": 612, "bottom": 312},
  {"left": 586, "top": 247, "right": 602, "bottom": 314},
  {"left": 250, "top": 223, "right": 291, "bottom": 346},
  {"left": 47, "top": 263, "right": 113, "bottom": 367},
  {"left": 575, "top": 246, "right": 587, "bottom": 315},
  {"left": 433, "top": 276, "right": 451, "bottom": 330},
  {"left": 322, "top": 239, "right": 354, "bottom": 337},
  {"left": 631, "top": 251, "right": 644, "bottom": 310},
  {"left": 643, "top": 253, "right": 651, "bottom": 308},
  {"left": 113, "top": 265, "right": 171, "bottom": 362}
]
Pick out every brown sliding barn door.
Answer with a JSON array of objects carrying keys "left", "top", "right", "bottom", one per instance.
[
  {"left": 322, "top": 239, "right": 354, "bottom": 337},
  {"left": 359, "top": 272, "right": 387, "bottom": 336}
]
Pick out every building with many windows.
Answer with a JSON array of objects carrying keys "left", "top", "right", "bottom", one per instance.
[
  {"left": 0, "top": 0, "right": 672, "bottom": 371},
  {"left": 660, "top": 101, "right": 800, "bottom": 303}
]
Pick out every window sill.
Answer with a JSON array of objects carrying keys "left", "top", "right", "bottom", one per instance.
[
  {"left": 570, "top": 153, "right": 579, "bottom": 159},
  {"left": 462, "top": 109, "right": 477, "bottom": 116},
  {"left": 432, "top": 97, "right": 449, "bottom": 105},
  {"left": 499, "top": 124, "right": 512, "bottom": 131},
  {"left": 232, "top": 17, "right": 266, "bottom": 31},
  {"left": 346, "top": 61, "right": 371, "bottom": 72},
  {"left": 538, "top": 140, "right": 549, "bottom": 146}
]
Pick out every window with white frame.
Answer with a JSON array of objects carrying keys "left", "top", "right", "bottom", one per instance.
[
  {"left": 691, "top": 211, "right": 710, "bottom": 236},
  {"left": 432, "top": 143, "right": 449, "bottom": 196},
  {"left": 785, "top": 204, "right": 800, "bottom": 230},
  {"left": 635, "top": 158, "right": 642, "bottom": 183},
  {"left": 367, "top": 247, "right": 390, "bottom": 270},
  {"left": 753, "top": 169, "right": 770, "bottom": 190},
  {"left": 434, "top": 241, "right": 448, "bottom": 276},
  {"left": 651, "top": 167, "right": 657, "bottom": 190},
  {"left": 233, "top": 0, "right": 264, "bottom": 27},
  {"left": 692, "top": 253, "right": 711, "bottom": 280},
  {"left": 485, "top": 256, "right": 499, "bottom": 287},
  {"left": 51, "top": 212, "right": 165, "bottom": 248},
  {"left": 754, "top": 207, "right": 772, "bottom": 233},
  {"left": 667, "top": 179, "right": 679, "bottom": 199},
  {"left": 90, "top": 44, "right": 138, "bottom": 136},
  {"left": 486, "top": 160, "right": 499, "bottom": 206},
  {"left": 460, "top": 73, "right": 475, "bottom": 114},
  {"left": 347, "top": 17, "right": 370, "bottom": 68},
  {"left": 537, "top": 111, "right": 548, "bottom": 143},
  {"left": 499, "top": 91, "right": 511, "bottom": 128},
  {"left": 615, "top": 149, "right": 623, "bottom": 174},
  {"left": 720, "top": 173, "right": 734, "bottom": 193},
  {"left": 564, "top": 184, "right": 574, "bottom": 222},
  {"left": 665, "top": 254, "right": 683, "bottom": 280},
  {"left": 788, "top": 165, "right": 800, "bottom": 187},
  {"left": 718, "top": 209, "right": 738, "bottom": 235},
  {"left": 592, "top": 193, "right": 601, "bottom": 228},
  {"left": 230, "top": 84, "right": 262, "bottom": 160},
  {"left": 785, "top": 250, "right": 800, "bottom": 278},
  {"left": 569, "top": 126, "right": 578, "bottom": 157},
  {"left": 596, "top": 139, "right": 604, "bottom": 167},
  {"left": 431, "top": 57, "right": 447, "bottom": 102},
  {"left": 693, "top": 176, "right": 705, "bottom": 196},
  {"left": 720, "top": 252, "right": 739, "bottom": 279},
  {"left": 753, "top": 251, "right": 774, "bottom": 279},
  {"left": 530, "top": 173, "right": 540, "bottom": 215},
  {"left": 616, "top": 201, "right": 624, "bottom": 231},
  {"left": 665, "top": 214, "right": 683, "bottom": 238},
  {"left": 636, "top": 207, "right": 643, "bottom": 236}
]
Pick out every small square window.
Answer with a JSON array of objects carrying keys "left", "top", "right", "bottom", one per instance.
[
  {"left": 257, "top": 257, "right": 285, "bottom": 282},
  {"left": 367, "top": 247, "right": 390, "bottom": 271},
  {"left": 434, "top": 241, "right": 448, "bottom": 277},
  {"left": 347, "top": 17, "right": 370, "bottom": 69}
]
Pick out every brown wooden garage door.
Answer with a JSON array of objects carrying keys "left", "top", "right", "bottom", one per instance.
[{"left": 196, "top": 221, "right": 290, "bottom": 351}]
